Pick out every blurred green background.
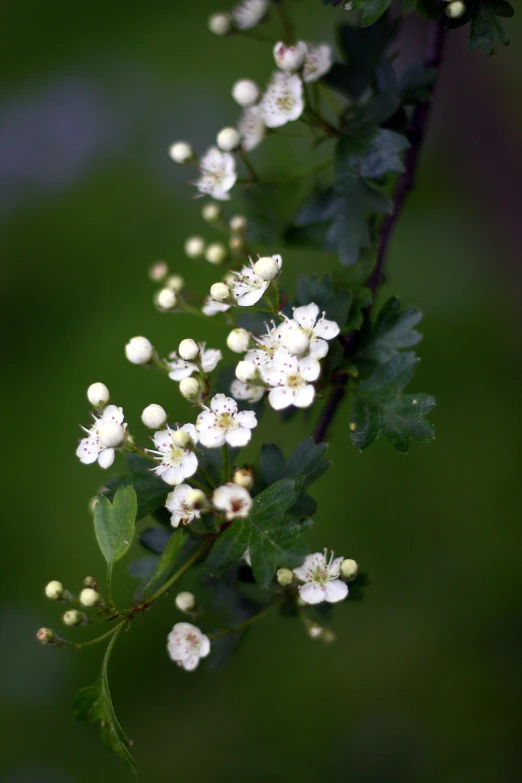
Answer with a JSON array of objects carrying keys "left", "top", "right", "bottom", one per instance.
[{"left": 1, "top": 2, "right": 521, "bottom": 782}]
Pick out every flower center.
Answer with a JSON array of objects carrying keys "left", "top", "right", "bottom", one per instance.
[
  {"left": 286, "top": 372, "right": 305, "bottom": 389},
  {"left": 216, "top": 413, "right": 237, "bottom": 431},
  {"left": 169, "top": 446, "right": 185, "bottom": 465},
  {"left": 277, "top": 94, "right": 295, "bottom": 113},
  {"left": 185, "top": 633, "right": 200, "bottom": 649},
  {"left": 310, "top": 566, "right": 328, "bottom": 585}
]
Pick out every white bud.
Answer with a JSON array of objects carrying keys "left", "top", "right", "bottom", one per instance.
[
  {"left": 217, "top": 127, "right": 241, "bottom": 152},
  {"left": 79, "top": 588, "right": 100, "bottom": 607},
  {"left": 98, "top": 420, "right": 125, "bottom": 448},
  {"left": 254, "top": 256, "right": 280, "bottom": 281},
  {"left": 208, "top": 12, "right": 231, "bottom": 35},
  {"left": 87, "top": 382, "right": 110, "bottom": 408},
  {"left": 276, "top": 568, "right": 294, "bottom": 586},
  {"left": 446, "top": 1, "right": 465, "bottom": 17},
  {"left": 165, "top": 274, "right": 184, "bottom": 292},
  {"left": 149, "top": 260, "right": 168, "bottom": 281},
  {"left": 202, "top": 202, "right": 221, "bottom": 222},
  {"left": 175, "top": 591, "right": 197, "bottom": 613},
  {"left": 229, "top": 235, "right": 245, "bottom": 253},
  {"left": 62, "top": 609, "right": 84, "bottom": 627},
  {"left": 141, "top": 404, "right": 167, "bottom": 429},
  {"left": 223, "top": 273, "right": 236, "bottom": 287},
  {"left": 184, "top": 236, "right": 206, "bottom": 259},
  {"left": 233, "top": 468, "right": 254, "bottom": 489},
  {"left": 155, "top": 287, "right": 177, "bottom": 311},
  {"left": 283, "top": 328, "right": 310, "bottom": 356},
  {"left": 229, "top": 214, "right": 248, "bottom": 233},
  {"left": 226, "top": 328, "right": 250, "bottom": 353},
  {"left": 340, "top": 559, "right": 358, "bottom": 581},
  {"left": 171, "top": 429, "right": 193, "bottom": 448},
  {"left": 178, "top": 338, "right": 200, "bottom": 361},
  {"left": 83, "top": 575, "right": 98, "bottom": 588},
  {"left": 205, "top": 242, "right": 227, "bottom": 265},
  {"left": 232, "top": 79, "right": 259, "bottom": 107},
  {"left": 210, "top": 282, "right": 231, "bottom": 302},
  {"left": 179, "top": 377, "right": 201, "bottom": 401},
  {"left": 168, "top": 141, "right": 193, "bottom": 164},
  {"left": 273, "top": 41, "right": 308, "bottom": 72},
  {"left": 185, "top": 488, "right": 209, "bottom": 509},
  {"left": 235, "top": 360, "right": 257, "bottom": 383},
  {"left": 36, "top": 627, "right": 54, "bottom": 644},
  {"left": 45, "top": 581, "right": 64, "bottom": 600},
  {"left": 125, "top": 336, "right": 153, "bottom": 365},
  {"left": 308, "top": 624, "right": 323, "bottom": 639}
]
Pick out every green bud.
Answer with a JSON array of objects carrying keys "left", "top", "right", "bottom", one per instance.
[
  {"left": 36, "top": 627, "right": 54, "bottom": 644},
  {"left": 276, "top": 568, "right": 294, "bottom": 586},
  {"left": 44, "top": 580, "right": 64, "bottom": 600},
  {"left": 62, "top": 609, "right": 85, "bottom": 627},
  {"left": 340, "top": 559, "right": 358, "bottom": 581},
  {"left": 83, "top": 575, "right": 98, "bottom": 589},
  {"left": 79, "top": 588, "right": 100, "bottom": 607}
]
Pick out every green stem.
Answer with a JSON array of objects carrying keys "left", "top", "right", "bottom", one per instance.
[
  {"left": 240, "top": 151, "right": 260, "bottom": 182},
  {"left": 73, "top": 619, "right": 128, "bottom": 649},
  {"left": 208, "top": 599, "right": 282, "bottom": 640},
  {"left": 145, "top": 539, "right": 212, "bottom": 606},
  {"left": 273, "top": 0, "right": 295, "bottom": 43},
  {"left": 222, "top": 444, "right": 230, "bottom": 483},
  {"left": 264, "top": 159, "right": 332, "bottom": 184}
]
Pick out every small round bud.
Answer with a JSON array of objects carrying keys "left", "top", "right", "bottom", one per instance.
[
  {"left": 208, "top": 12, "right": 231, "bottom": 36},
  {"left": 254, "top": 256, "right": 280, "bottom": 281},
  {"left": 273, "top": 41, "right": 308, "bottom": 72},
  {"left": 229, "top": 235, "right": 245, "bottom": 253},
  {"left": 172, "top": 430, "right": 193, "bottom": 449},
  {"left": 446, "top": 0, "right": 465, "bottom": 17},
  {"left": 178, "top": 338, "right": 200, "bottom": 361},
  {"left": 233, "top": 468, "right": 254, "bottom": 489},
  {"left": 185, "top": 488, "right": 209, "bottom": 510},
  {"left": 229, "top": 214, "right": 247, "bottom": 233},
  {"left": 223, "top": 272, "right": 236, "bottom": 287},
  {"left": 62, "top": 609, "right": 84, "bottom": 627},
  {"left": 168, "top": 141, "right": 193, "bottom": 164},
  {"left": 232, "top": 79, "right": 259, "bottom": 108},
  {"left": 83, "top": 576, "right": 98, "bottom": 589},
  {"left": 179, "top": 377, "right": 201, "bottom": 401},
  {"left": 283, "top": 328, "right": 310, "bottom": 356},
  {"left": 227, "top": 328, "right": 250, "bottom": 354},
  {"left": 217, "top": 127, "right": 241, "bottom": 152},
  {"left": 141, "top": 404, "right": 168, "bottom": 429},
  {"left": 210, "top": 282, "right": 231, "bottom": 302},
  {"left": 98, "top": 420, "right": 125, "bottom": 448},
  {"left": 149, "top": 260, "right": 168, "bottom": 281},
  {"left": 276, "top": 568, "right": 294, "bottom": 586},
  {"left": 175, "top": 591, "right": 197, "bottom": 613},
  {"left": 155, "top": 287, "right": 177, "bottom": 311},
  {"left": 45, "top": 581, "right": 64, "bottom": 600},
  {"left": 184, "top": 236, "right": 206, "bottom": 259},
  {"left": 235, "top": 360, "right": 257, "bottom": 383},
  {"left": 79, "top": 588, "right": 100, "bottom": 607},
  {"left": 125, "top": 336, "right": 153, "bottom": 365},
  {"left": 205, "top": 242, "right": 227, "bottom": 265},
  {"left": 202, "top": 202, "right": 221, "bottom": 222},
  {"left": 340, "top": 558, "right": 358, "bottom": 581},
  {"left": 165, "top": 274, "right": 184, "bottom": 292},
  {"left": 87, "top": 382, "right": 110, "bottom": 408},
  {"left": 36, "top": 627, "right": 54, "bottom": 644}
]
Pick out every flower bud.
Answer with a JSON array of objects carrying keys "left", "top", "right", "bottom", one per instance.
[
  {"left": 217, "top": 127, "right": 241, "bottom": 152},
  {"left": 179, "top": 377, "right": 201, "bottom": 401},
  {"left": 149, "top": 260, "right": 168, "bottom": 281},
  {"left": 79, "top": 588, "right": 100, "bottom": 607},
  {"left": 202, "top": 202, "right": 221, "bottom": 222},
  {"left": 232, "top": 79, "right": 259, "bottom": 107},
  {"left": 166, "top": 274, "right": 184, "bottom": 292},
  {"left": 276, "top": 568, "right": 294, "bottom": 586},
  {"left": 184, "top": 236, "right": 206, "bottom": 259},
  {"left": 340, "top": 558, "right": 358, "bottom": 581},
  {"left": 229, "top": 214, "right": 248, "bottom": 233},
  {"left": 227, "top": 328, "right": 250, "bottom": 353},
  {"left": 168, "top": 141, "right": 193, "bottom": 164},
  {"left": 36, "top": 627, "right": 54, "bottom": 644},
  {"left": 235, "top": 360, "right": 258, "bottom": 383},
  {"left": 175, "top": 591, "right": 197, "bottom": 613},
  {"left": 229, "top": 235, "right": 245, "bottom": 253},
  {"left": 155, "top": 287, "right": 177, "bottom": 311},
  {"left": 254, "top": 256, "right": 280, "bottom": 281},
  {"left": 210, "top": 282, "right": 231, "bottom": 302},
  {"left": 446, "top": 1, "right": 465, "bottom": 17},
  {"left": 62, "top": 609, "right": 84, "bottom": 627},
  {"left": 45, "top": 581, "right": 64, "bottom": 600},
  {"left": 125, "top": 336, "right": 153, "bottom": 365},
  {"left": 98, "top": 420, "right": 125, "bottom": 448},
  {"left": 283, "top": 328, "right": 310, "bottom": 356},
  {"left": 141, "top": 404, "right": 168, "bottom": 429},
  {"left": 83, "top": 575, "right": 98, "bottom": 589},
  {"left": 273, "top": 41, "right": 308, "bottom": 72},
  {"left": 308, "top": 623, "right": 323, "bottom": 639},
  {"left": 185, "top": 488, "right": 209, "bottom": 510},
  {"left": 87, "top": 382, "right": 110, "bottom": 408},
  {"left": 205, "top": 242, "right": 227, "bottom": 265},
  {"left": 178, "top": 338, "right": 200, "bottom": 361},
  {"left": 223, "top": 272, "right": 236, "bottom": 287},
  {"left": 233, "top": 468, "right": 254, "bottom": 489},
  {"left": 208, "top": 12, "right": 231, "bottom": 36}
]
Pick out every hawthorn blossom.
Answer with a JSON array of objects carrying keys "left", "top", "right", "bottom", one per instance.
[
  {"left": 76, "top": 405, "right": 126, "bottom": 469},
  {"left": 230, "top": 255, "right": 282, "bottom": 306},
  {"left": 202, "top": 296, "right": 231, "bottom": 316},
  {"left": 238, "top": 105, "right": 265, "bottom": 152},
  {"left": 232, "top": 0, "right": 268, "bottom": 29},
  {"left": 293, "top": 550, "right": 348, "bottom": 604},
  {"left": 260, "top": 73, "right": 304, "bottom": 128},
  {"left": 260, "top": 348, "right": 320, "bottom": 409},
  {"left": 284, "top": 303, "right": 340, "bottom": 359},
  {"left": 168, "top": 343, "right": 222, "bottom": 381},
  {"left": 302, "top": 44, "right": 333, "bottom": 83},
  {"left": 196, "top": 394, "right": 257, "bottom": 448},
  {"left": 245, "top": 320, "right": 287, "bottom": 367},
  {"left": 273, "top": 41, "right": 308, "bottom": 72},
  {"left": 166, "top": 484, "right": 203, "bottom": 527},
  {"left": 148, "top": 424, "right": 198, "bottom": 485},
  {"left": 167, "top": 622, "right": 211, "bottom": 671},
  {"left": 230, "top": 378, "right": 265, "bottom": 403},
  {"left": 195, "top": 147, "right": 237, "bottom": 201},
  {"left": 212, "top": 483, "right": 253, "bottom": 520}
]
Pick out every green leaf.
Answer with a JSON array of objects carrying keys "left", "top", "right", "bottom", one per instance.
[
  {"left": 143, "top": 529, "right": 188, "bottom": 594},
  {"left": 359, "top": 297, "right": 422, "bottom": 362},
  {"left": 351, "top": 0, "right": 393, "bottom": 27},
  {"left": 286, "top": 438, "right": 331, "bottom": 488},
  {"left": 467, "top": 0, "right": 513, "bottom": 55},
  {"left": 295, "top": 274, "right": 352, "bottom": 327},
  {"left": 73, "top": 628, "right": 137, "bottom": 778},
  {"left": 351, "top": 129, "right": 409, "bottom": 179},
  {"left": 94, "top": 487, "right": 137, "bottom": 588},
  {"left": 260, "top": 443, "right": 286, "bottom": 488},
  {"left": 102, "top": 468, "right": 169, "bottom": 521}
]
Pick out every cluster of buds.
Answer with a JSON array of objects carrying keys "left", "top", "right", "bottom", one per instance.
[
  {"left": 38, "top": 576, "right": 104, "bottom": 641},
  {"left": 148, "top": 260, "right": 185, "bottom": 312}
]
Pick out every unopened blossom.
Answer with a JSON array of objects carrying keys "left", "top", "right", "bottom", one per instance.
[
  {"left": 238, "top": 105, "right": 266, "bottom": 152},
  {"left": 196, "top": 394, "right": 257, "bottom": 448},
  {"left": 76, "top": 405, "right": 127, "bottom": 469},
  {"left": 260, "top": 348, "right": 320, "bottom": 409},
  {"left": 195, "top": 147, "right": 237, "bottom": 201},
  {"left": 212, "top": 483, "right": 253, "bottom": 520},
  {"left": 148, "top": 424, "right": 198, "bottom": 485},
  {"left": 230, "top": 255, "right": 282, "bottom": 307},
  {"left": 302, "top": 44, "right": 333, "bottom": 83},
  {"left": 261, "top": 73, "right": 304, "bottom": 128},
  {"left": 273, "top": 41, "right": 308, "bottom": 72},
  {"left": 293, "top": 550, "right": 348, "bottom": 604},
  {"left": 230, "top": 378, "right": 265, "bottom": 404},
  {"left": 202, "top": 296, "right": 231, "bottom": 317},
  {"left": 166, "top": 484, "right": 204, "bottom": 527},
  {"left": 168, "top": 343, "right": 222, "bottom": 382},
  {"left": 284, "top": 303, "right": 340, "bottom": 359},
  {"left": 167, "top": 622, "right": 211, "bottom": 671},
  {"left": 232, "top": 0, "right": 268, "bottom": 30},
  {"left": 232, "top": 79, "right": 259, "bottom": 107}
]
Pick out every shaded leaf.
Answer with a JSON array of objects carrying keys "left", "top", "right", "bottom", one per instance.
[
  {"left": 143, "top": 529, "right": 188, "bottom": 595},
  {"left": 286, "top": 438, "right": 331, "bottom": 488},
  {"left": 467, "top": 0, "right": 513, "bottom": 55},
  {"left": 139, "top": 526, "right": 172, "bottom": 554},
  {"left": 102, "top": 469, "right": 169, "bottom": 522},
  {"left": 351, "top": 0, "right": 393, "bottom": 27},
  {"left": 94, "top": 487, "right": 137, "bottom": 588},
  {"left": 359, "top": 296, "right": 422, "bottom": 362}
]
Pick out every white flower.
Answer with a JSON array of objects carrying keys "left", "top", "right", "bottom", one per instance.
[
  {"left": 168, "top": 343, "right": 222, "bottom": 381},
  {"left": 148, "top": 424, "right": 198, "bottom": 485},
  {"left": 302, "top": 44, "right": 333, "bottom": 84},
  {"left": 230, "top": 255, "right": 282, "bottom": 306},
  {"left": 229, "top": 214, "right": 248, "bottom": 232},
  {"left": 167, "top": 622, "right": 211, "bottom": 671},
  {"left": 293, "top": 550, "right": 349, "bottom": 604},
  {"left": 212, "top": 483, "right": 253, "bottom": 520},
  {"left": 202, "top": 296, "right": 231, "bottom": 316},
  {"left": 195, "top": 147, "right": 237, "bottom": 201},
  {"left": 166, "top": 484, "right": 203, "bottom": 527},
  {"left": 232, "top": 0, "right": 268, "bottom": 30},
  {"left": 284, "top": 303, "right": 340, "bottom": 359},
  {"left": 282, "top": 328, "right": 310, "bottom": 356},
  {"left": 235, "top": 360, "right": 258, "bottom": 383},
  {"left": 273, "top": 41, "right": 308, "bottom": 72},
  {"left": 76, "top": 405, "right": 126, "bottom": 469},
  {"left": 205, "top": 242, "right": 227, "bottom": 265},
  {"left": 238, "top": 105, "right": 266, "bottom": 152},
  {"left": 196, "top": 393, "right": 257, "bottom": 448},
  {"left": 210, "top": 282, "right": 231, "bottom": 302},
  {"left": 245, "top": 320, "right": 288, "bottom": 367},
  {"left": 232, "top": 79, "right": 259, "bottom": 107},
  {"left": 260, "top": 348, "right": 320, "bottom": 409},
  {"left": 202, "top": 202, "right": 221, "bottom": 222},
  {"left": 175, "top": 591, "right": 197, "bottom": 613},
  {"left": 260, "top": 73, "right": 304, "bottom": 128},
  {"left": 230, "top": 379, "right": 265, "bottom": 403}
]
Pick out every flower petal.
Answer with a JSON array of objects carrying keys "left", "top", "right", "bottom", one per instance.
[
  {"left": 313, "top": 317, "right": 340, "bottom": 340},
  {"left": 268, "top": 387, "right": 293, "bottom": 410},
  {"left": 235, "top": 410, "right": 258, "bottom": 430},
  {"left": 181, "top": 653, "right": 201, "bottom": 671},
  {"left": 199, "top": 635, "right": 211, "bottom": 658},
  {"left": 299, "top": 583, "right": 326, "bottom": 605},
  {"left": 97, "top": 448, "right": 115, "bottom": 469},
  {"left": 293, "top": 384, "right": 315, "bottom": 409},
  {"left": 324, "top": 579, "right": 348, "bottom": 603},
  {"left": 293, "top": 303, "right": 320, "bottom": 330},
  {"left": 210, "top": 394, "right": 237, "bottom": 417},
  {"left": 226, "top": 426, "right": 252, "bottom": 447}
]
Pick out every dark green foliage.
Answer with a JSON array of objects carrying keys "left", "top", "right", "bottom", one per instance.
[
  {"left": 258, "top": 437, "right": 331, "bottom": 491},
  {"left": 357, "top": 296, "right": 422, "bottom": 362},
  {"left": 94, "top": 487, "right": 137, "bottom": 589},
  {"left": 467, "top": 0, "right": 513, "bottom": 55},
  {"left": 102, "top": 456, "right": 169, "bottom": 521},
  {"left": 350, "top": 0, "right": 393, "bottom": 27},
  {"left": 295, "top": 274, "right": 351, "bottom": 326}
]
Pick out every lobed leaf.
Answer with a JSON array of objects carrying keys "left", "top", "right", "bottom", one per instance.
[
  {"left": 467, "top": 0, "right": 513, "bottom": 56},
  {"left": 358, "top": 297, "right": 423, "bottom": 362}
]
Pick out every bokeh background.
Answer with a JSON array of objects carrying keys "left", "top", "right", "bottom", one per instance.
[{"left": 2, "top": 2, "right": 521, "bottom": 782}]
